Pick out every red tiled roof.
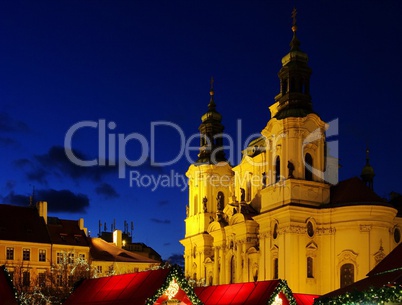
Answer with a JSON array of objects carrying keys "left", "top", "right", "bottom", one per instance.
[
  {"left": 47, "top": 217, "right": 89, "bottom": 246},
  {"left": 0, "top": 266, "right": 18, "bottom": 305},
  {"left": 89, "top": 238, "right": 160, "bottom": 263},
  {"left": 330, "top": 177, "right": 386, "bottom": 205},
  {"left": 0, "top": 204, "right": 51, "bottom": 244}
]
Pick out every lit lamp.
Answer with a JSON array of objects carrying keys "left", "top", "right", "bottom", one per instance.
[{"left": 122, "top": 240, "right": 126, "bottom": 248}]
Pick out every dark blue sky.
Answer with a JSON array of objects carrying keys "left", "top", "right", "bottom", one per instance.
[{"left": 0, "top": 0, "right": 401, "bottom": 261}]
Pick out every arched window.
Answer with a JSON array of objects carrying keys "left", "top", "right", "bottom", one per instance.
[
  {"left": 273, "top": 258, "right": 279, "bottom": 279},
  {"left": 230, "top": 256, "right": 236, "bottom": 284},
  {"left": 305, "top": 153, "right": 313, "bottom": 181},
  {"left": 307, "top": 257, "right": 314, "bottom": 278},
  {"left": 340, "top": 263, "right": 354, "bottom": 288},
  {"left": 282, "top": 79, "right": 288, "bottom": 94},
  {"left": 247, "top": 180, "right": 251, "bottom": 201},
  {"left": 275, "top": 156, "right": 281, "bottom": 183}
]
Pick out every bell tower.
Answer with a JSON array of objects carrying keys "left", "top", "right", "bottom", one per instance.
[
  {"left": 259, "top": 8, "right": 331, "bottom": 212},
  {"left": 181, "top": 79, "right": 233, "bottom": 282},
  {"left": 274, "top": 8, "right": 313, "bottom": 120}
]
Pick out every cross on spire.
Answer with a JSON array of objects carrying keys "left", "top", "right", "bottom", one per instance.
[{"left": 291, "top": 7, "right": 298, "bottom": 32}]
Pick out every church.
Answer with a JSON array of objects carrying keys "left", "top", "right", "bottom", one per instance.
[{"left": 180, "top": 13, "right": 402, "bottom": 295}]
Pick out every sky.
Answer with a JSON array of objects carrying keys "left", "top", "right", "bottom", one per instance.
[{"left": 0, "top": 0, "right": 401, "bottom": 262}]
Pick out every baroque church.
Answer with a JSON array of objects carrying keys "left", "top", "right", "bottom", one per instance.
[{"left": 180, "top": 14, "right": 402, "bottom": 295}]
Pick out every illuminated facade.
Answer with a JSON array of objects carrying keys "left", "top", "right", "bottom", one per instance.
[{"left": 181, "top": 20, "right": 402, "bottom": 295}]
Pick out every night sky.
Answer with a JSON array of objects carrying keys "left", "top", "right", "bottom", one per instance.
[{"left": 1, "top": 1, "right": 401, "bottom": 262}]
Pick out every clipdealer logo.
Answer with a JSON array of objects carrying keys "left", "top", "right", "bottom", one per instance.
[{"left": 64, "top": 118, "right": 339, "bottom": 190}]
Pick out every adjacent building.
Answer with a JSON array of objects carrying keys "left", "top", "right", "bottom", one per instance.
[{"left": 0, "top": 201, "right": 161, "bottom": 293}]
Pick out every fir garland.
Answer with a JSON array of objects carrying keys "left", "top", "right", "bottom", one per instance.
[
  {"left": 267, "top": 279, "right": 297, "bottom": 305},
  {"left": 145, "top": 265, "right": 203, "bottom": 305},
  {"left": 314, "top": 284, "right": 402, "bottom": 305}
]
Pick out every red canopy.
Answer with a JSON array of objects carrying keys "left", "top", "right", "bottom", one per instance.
[{"left": 194, "top": 280, "right": 298, "bottom": 305}]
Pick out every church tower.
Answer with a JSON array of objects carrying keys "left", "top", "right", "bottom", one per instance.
[{"left": 181, "top": 79, "right": 234, "bottom": 284}]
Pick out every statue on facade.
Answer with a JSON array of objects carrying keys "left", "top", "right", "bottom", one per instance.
[
  {"left": 203, "top": 197, "right": 208, "bottom": 212},
  {"left": 288, "top": 160, "right": 295, "bottom": 178},
  {"left": 217, "top": 192, "right": 224, "bottom": 211},
  {"left": 240, "top": 188, "right": 245, "bottom": 202}
]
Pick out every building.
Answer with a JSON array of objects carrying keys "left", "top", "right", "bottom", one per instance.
[
  {"left": 0, "top": 201, "right": 161, "bottom": 295},
  {"left": 180, "top": 15, "right": 402, "bottom": 295}
]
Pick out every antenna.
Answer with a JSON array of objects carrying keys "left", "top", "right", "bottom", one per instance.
[{"left": 29, "top": 185, "right": 35, "bottom": 207}]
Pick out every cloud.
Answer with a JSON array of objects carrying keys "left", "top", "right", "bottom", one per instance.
[
  {"left": 0, "top": 112, "right": 29, "bottom": 133},
  {"left": 95, "top": 183, "right": 119, "bottom": 199},
  {"left": 14, "top": 145, "right": 116, "bottom": 184},
  {"left": 1, "top": 189, "right": 90, "bottom": 213},
  {"left": 1, "top": 191, "right": 30, "bottom": 206},
  {"left": 166, "top": 253, "right": 184, "bottom": 267},
  {"left": 150, "top": 218, "right": 171, "bottom": 224}
]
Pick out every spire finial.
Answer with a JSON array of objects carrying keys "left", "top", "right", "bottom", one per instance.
[
  {"left": 210, "top": 76, "right": 214, "bottom": 95},
  {"left": 366, "top": 146, "right": 370, "bottom": 165},
  {"left": 289, "top": 8, "right": 301, "bottom": 51},
  {"left": 291, "top": 7, "right": 297, "bottom": 32},
  {"left": 208, "top": 76, "right": 216, "bottom": 109}
]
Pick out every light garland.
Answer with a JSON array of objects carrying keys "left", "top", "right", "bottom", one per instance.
[
  {"left": 267, "top": 280, "right": 297, "bottom": 305},
  {"left": 314, "top": 284, "right": 402, "bottom": 305},
  {"left": 145, "top": 265, "right": 203, "bottom": 305}
]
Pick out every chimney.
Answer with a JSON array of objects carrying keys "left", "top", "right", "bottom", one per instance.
[
  {"left": 113, "top": 230, "right": 122, "bottom": 248},
  {"left": 78, "top": 218, "right": 88, "bottom": 236},
  {"left": 36, "top": 201, "right": 48, "bottom": 224}
]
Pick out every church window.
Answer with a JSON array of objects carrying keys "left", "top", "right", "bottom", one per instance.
[
  {"left": 273, "top": 258, "right": 279, "bottom": 279},
  {"left": 275, "top": 156, "right": 280, "bottom": 183},
  {"left": 282, "top": 79, "right": 288, "bottom": 94},
  {"left": 230, "top": 256, "right": 236, "bottom": 284},
  {"left": 307, "top": 221, "right": 314, "bottom": 237},
  {"left": 307, "top": 257, "right": 314, "bottom": 278},
  {"left": 394, "top": 227, "right": 401, "bottom": 243},
  {"left": 253, "top": 269, "right": 258, "bottom": 282},
  {"left": 340, "top": 263, "right": 354, "bottom": 288},
  {"left": 290, "top": 77, "right": 295, "bottom": 91},
  {"left": 273, "top": 223, "right": 278, "bottom": 239},
  {"left": 305, "top": 153, "right": 313, "bottom": 181},
  {"left": 246, "top": 180, "right": 251, "bottom": 201}
]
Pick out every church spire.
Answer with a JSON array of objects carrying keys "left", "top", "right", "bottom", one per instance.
[
  {"left": 274, "top": 8, "right": 313, "bottom": 119},
  {"left": 197, "top": 77, "right": 226, "bottom": 164},
  {"left": 361, "top": 147, "right": 375, "bottom": 190}
]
